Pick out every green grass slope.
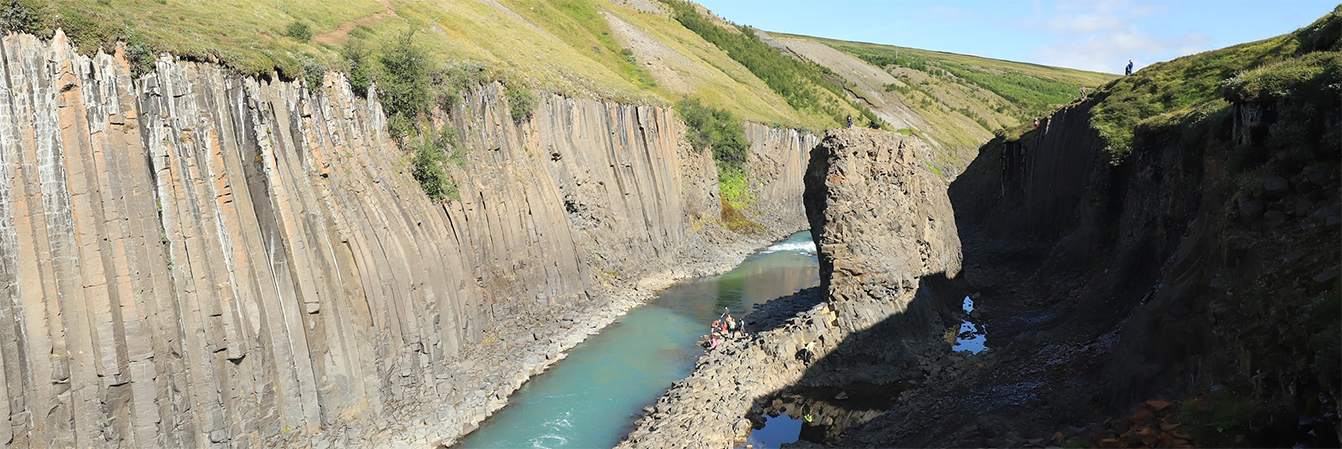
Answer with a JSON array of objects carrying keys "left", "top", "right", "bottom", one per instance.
[
  {"left": 1, "top": 0, "right": 837, "bottom": 130},
  {"left": 1089, "top": 5, "right": 1340, "bottom": 164},
  {"left": 2, "top": 0, "right": 1127, "bottom": 191},
  {"left": 775, "top": 33, "right": 1115, "bottom": 174}
]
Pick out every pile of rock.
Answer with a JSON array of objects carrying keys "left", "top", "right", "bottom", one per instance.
[{"left": 619, "top": 299, "right": 844, "bottom": 449}]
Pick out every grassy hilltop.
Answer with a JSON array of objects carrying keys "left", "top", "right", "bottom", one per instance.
[
  {"left": 773, "top": 33, "right": 1114, "bottom": 174},
  {"left": 4, "top": 0, "right": 1107, "bottom": 132},
  {"left": 2, "top": 0, "right": 1117, "bottom": 196}
]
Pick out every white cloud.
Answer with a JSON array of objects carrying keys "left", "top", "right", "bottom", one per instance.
[
  {"left": 1047, "top": 10, "right": 1125, "bottom": 34},
  {"left": 1033, "top": 31, "right": 1214, "bottom": 73},
  {"left": 1028, "top": 0, "right": 1213, "bottom": 73}
]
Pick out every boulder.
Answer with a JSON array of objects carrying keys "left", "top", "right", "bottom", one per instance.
[{"left": 1263, "top": 176, "right": 1290, "bottom": 194}]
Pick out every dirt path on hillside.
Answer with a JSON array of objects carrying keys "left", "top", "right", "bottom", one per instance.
[{"left": 312, "top": 0, "right": 399, "bottom": 46}]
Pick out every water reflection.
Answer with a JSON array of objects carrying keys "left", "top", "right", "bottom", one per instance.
[
  {"left": 744, "top": 414, "right": 801, "bottom": 449},
  {"left": 953, "top": 296, "right": 986, "bottom": 353}
]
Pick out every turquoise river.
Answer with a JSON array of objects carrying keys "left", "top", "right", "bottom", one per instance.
[{"left": 455, "top": 231, "right": 820, "bottom": 449}]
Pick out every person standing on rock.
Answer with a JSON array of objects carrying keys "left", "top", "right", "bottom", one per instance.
[
  {"left": 801, "top": 341, "right": 816, "bottom": 365},
  {"left": 727, "top": 316, "right": 738, "bottom": 337}
]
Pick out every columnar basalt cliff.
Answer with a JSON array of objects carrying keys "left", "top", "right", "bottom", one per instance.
[
  {"left": 0, "top": 31, "right": 817, "bottom": 448},
  {"left": 803, "top": 130, "right": 962, "bottom": 338},
  {"left": 619, "top": 129, "right": 962, "bottom": 449}
]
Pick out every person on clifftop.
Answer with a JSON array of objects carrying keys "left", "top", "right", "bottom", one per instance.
[{"left": 1125, "top": 59, "right": 1134, "bottom": 76}]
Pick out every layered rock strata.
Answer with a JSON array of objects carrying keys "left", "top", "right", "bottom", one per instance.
[
  {"left": 619, "top": 129, "right": 962, "bottom": 449},
  {"left": 0, "top": 31, "right": 814, "bottom": 448}
]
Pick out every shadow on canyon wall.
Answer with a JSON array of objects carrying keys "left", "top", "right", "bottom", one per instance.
[
  {"left": 746, "top": 79, "right": 1340, "bottom": 447},
  {"left": 741, "top": 101, "right": 1192, "bottom": 447}
]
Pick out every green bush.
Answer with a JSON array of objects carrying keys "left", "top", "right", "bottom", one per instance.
[
  {"left": 676, "top": 98, "right": 749, "bottom": 169},
  {"left": 123, "top": 32, "right": 158, "bottom": 77},
  {"left": 883, "top": 82, "right": 910, "bottom": 94},
  {"left": 378, "top": 31, "right": 431, "bottom": 136},
  {"left": 284, "top": 20, "right": 312, "bottom": 42},
  {"left": 433, "top": 62, "right": 488, "bottom": 111},
  {"left": 0, "top": 0, "right": 50, "bottom": 35},
  {"left": 386, "top": 114, "right": 415, "bottom": 142},
  {"left": 341, "top": 39, "right": 373, "bottom": 98},
  {"left": 717, "top": 165, "right": 751, "bottom": 204},
  {"left": 676, "top": 97, "right": 756, "bottom": 209},
  {"left": 505, "top": 83, "right": 536, "bottom": 124},
  {"left": 299, "top": 54, "right": 326, "bottom": 93},
  {"left": 409, "top": 126, "right": 466, "bottom": 202}
]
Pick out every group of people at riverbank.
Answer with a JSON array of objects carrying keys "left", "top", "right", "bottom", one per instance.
[{"left": 705, "top": 307, "right": 747, "bottom": 350}]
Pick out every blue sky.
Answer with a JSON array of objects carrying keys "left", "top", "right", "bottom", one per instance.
[{"left": 692, "top": 0, "right": 1339, "bottom": 74}]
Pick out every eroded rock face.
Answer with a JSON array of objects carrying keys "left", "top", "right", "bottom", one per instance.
[
  {"left": 804, "top": 129, "right": 962, "bottom": 337},
  {"left": 0, "top": 31, "right": 816, "bottom": 448}
]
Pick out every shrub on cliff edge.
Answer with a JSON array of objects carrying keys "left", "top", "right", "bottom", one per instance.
[
  {"left": 0, "top": 0, "right": 50, "bottom": 36},
  {"left": 676, "top": 98, "right": 749, "bottom": 172},
  {"left": 505, "top": 83, "right": 536, "bottom": 125},
  {"left": 379, "top": 31, "right": 431, "bottom": 141},
  {"left": 341, "top": 39, "right": 374, "bottom": 98},
  {"left": 410, "top": 126, "right": 466, "bottom": 202}
]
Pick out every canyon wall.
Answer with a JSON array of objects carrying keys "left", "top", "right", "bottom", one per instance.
[
  {"left": 0, "top": 31, "right": 815, "bottom": 448},
  {"left": 947, "top": 76, "right": 1340, "bottom": 444}
]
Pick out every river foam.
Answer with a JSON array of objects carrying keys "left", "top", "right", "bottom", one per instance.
[{"left": 760, "top": 239, "right": 817, "bottom": 255}]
